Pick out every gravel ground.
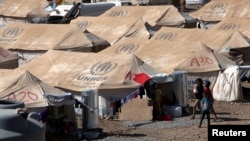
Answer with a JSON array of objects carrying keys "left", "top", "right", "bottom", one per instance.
[
  {"left": 47, "top": 101, "right": 250, "bottom": 141},
  {"left": 79, "top": 101, "right": 250, "bottom": 141}
]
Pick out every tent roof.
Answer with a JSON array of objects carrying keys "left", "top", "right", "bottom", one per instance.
[
  {"left": 0, "top": 0, "right": 48, "bottom": 18},
  {"left": 0, "top": 23, "right": 93, "bottom": 51},
  {"left": 17, "top": 50, "right": 161, "bottom": 92},
  {"left": 190, "top": 0, "right": 250, "bottom": 22},
  {"left": 99, "top": 5, "right": 186, "bottom": 27},
  {"left": 150, "top": 27, "right": 205, "bottom": 42},
  {"left": 151, "top": 27, "right": 250, "bottom": 51},
  {"left": 99, "top": 37, "right": 150, "bottom": 55},
  {"left": 136, "top": 40, "right": 236, "bottom": 74},
  {"left": 100, "top": 36, "right": 236, "bottom": 73},
  {"left": 174, "top": 43, "right": 236, "bottom": 72},
  {"left": 198, "top": 30, "right": 250, "bottom": 51},
  {"left": 0, "top": 70, "right": 68, "bottom": 107},
  {"left": 208, "top": 18, "right": 250, "bottom": 38},
  {"left": 70, "top": 16, "right": 150, "bottom": 45}
]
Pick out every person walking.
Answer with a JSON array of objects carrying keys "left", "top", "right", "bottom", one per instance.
[
  {"left": 191, "top": 78, "right": 204, "bottom": 119},
  {"left": 198, "top": 91, "right": 212, "bottom": 128},
  {"left": 204, "top": 80, "right": 218, "bottom": 121}
]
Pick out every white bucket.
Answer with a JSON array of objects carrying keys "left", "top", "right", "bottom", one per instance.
[{"left": 172, "top": 106, "right": 182, "bottom": 117}]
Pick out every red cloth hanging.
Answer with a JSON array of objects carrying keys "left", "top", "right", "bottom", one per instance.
[{"left": 133, "top": 73, "right": 151, "bottom": 85}]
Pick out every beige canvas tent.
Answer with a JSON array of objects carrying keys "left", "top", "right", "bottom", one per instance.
[
  {"left": 0, "top": 45, "right": 20, "bottom": 69},
  {"left": 0, "top": 23, "right": 93, "bottom": 50},
  {"left": 0, "top": 23, "right": 94, "bottom": 66},
  {"left": 208, "top": 18, "right": 250, "bottom": 38},
  {"left": 189, "top": 0, "right": 250, "bottom": 28},
  {"left": 100, "top": 29, "right": 244, "bottom": 104},
  {"left": 150, "top": 27, "right": 250, "bottom": 64},
  {"left": 101, "top": 37, "right": 236, "bottom": 74},
  {"left": 15, "top": 49, "right": 171, "bottom": 120},
  {"left": 0, "top": 70, "right": 70, "bottom": 107},
  {"left": 174, "top": 44, "right": 236, "bottom": 73},
  {"left": 0, "top": 0, "right": 49, "bottom": 27},
  {"left": 151, "top": 27, "right": 250, "bottom": 50},
  {"left": 100, "top": 38, "right": 236, "bottom": 105},
  {"left": 191, "top": 0, "right": 250, "bottom": 21},
  {"left": 173, "top": 43, "right": 242, "bottom": 103},
  {"left": 99, "top": 5, "right": 186, "bottom": 27},
  {"left": 70, "top": 16, "right": 150, "bottom": 45},
  {"left": 136, "top": 40, "right": 236, "bottom": 105},
  {"left": 16, "top": 50, "right": 164, "bottom": 98}
]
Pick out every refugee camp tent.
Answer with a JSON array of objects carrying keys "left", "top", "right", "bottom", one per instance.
[
  {"left": 0, "top": 0, "right": 49, "bottom": 27},
  {"left": 0, "top": 45, "right": 20, "bottom": 69},
  {"left": 150, "top": 27, "right": 250, "bottom": 64},
  {"left": 101, "top": 37, "right": 236, "bottom": 105},
  {"left": 208, "top": 18, "right": 250, "bottom": 40},
  {"left": 0, "top": 68, "right": 78, "bottom": 135},
  {"left": 16, "top": 50, "right": 167, "bottom": 98},
  {"left": 174, "top": 44, "right": 236, "bottom": 73},
  {"left": 189, "top": 0, "right": 250, "bottom": 29},
  {"left": 15, "top": 50, "right": 170, "bottom": 123},
  {"left": 100, "top": 37, "right": 236, "bottom": 81},
  {"left": 198, "top": 24, "right": 250, "bottom": 65},
  {"left": 70, "top": 16, "right": 150, "bottom": 45},
  {"left": 0, "top": 23, "right": 95, "bottom": 66},
  {"left": 0, "top": 70, "right": 72, "bottom": 107},
  {"left": 135, "top": 40, "right": 236, "bottom": 105},
  {"left": 151, "top": 27, "right": 250, "bottom": 51},
  {"left": 99, "top": 5, "right": 186, "bottom": 28},
  {"left": 99, "top": 37, "right": 176, "bottom": 119},
  {"left": 173, "top": 42, "right": 237, "bottom": 102},
  {"left": 0, "top": 23, "right": 93, "bottom": 50}
]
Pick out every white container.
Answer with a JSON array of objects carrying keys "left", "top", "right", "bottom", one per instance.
[{"left": 172, "top": 106, "right": 182, "bottom": 117}]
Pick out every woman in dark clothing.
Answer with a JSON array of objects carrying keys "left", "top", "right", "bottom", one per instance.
[{"left": 191, "top": 78, "right": 204, "bottom": 119}]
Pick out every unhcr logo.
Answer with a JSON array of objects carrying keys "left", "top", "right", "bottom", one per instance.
[
  {"left": 210, "top": 3, "right": 226, "bottom": 10},
  {"left": 90, "top": 62, "right": 117, "bottom": 75},
  {"left": 76, "top": 21, "right": 91, "bottom": 30},
  {"left": 115, "top": 43, "right": 139, "bottom": 54},
  {"left": 110, "top": 10, "right": 127, "bottom": 17},
  {"left": 219, "top": 23, "right": 239, "bottom": 30},
  {"left": 2, "top": 27, "right": 23, "bottom": 38},
  {"left": 155, "top": 32, "right": 176, "bottom": 41}
]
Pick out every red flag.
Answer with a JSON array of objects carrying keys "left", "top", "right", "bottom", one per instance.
[{"left": 133, "top": 73, "right": 151, "bottom": 85}]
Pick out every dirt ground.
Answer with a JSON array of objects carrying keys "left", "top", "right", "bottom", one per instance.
[
  {"left": 97, "top": 100, "right": 250, "bottom": 141},
  {"left": 46, "top": 99, "right": 250, "bottom": 141}
]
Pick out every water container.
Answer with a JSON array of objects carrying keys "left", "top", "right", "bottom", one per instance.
[{"left": 172, "top": 106, "right": 182, "bottom": 117}]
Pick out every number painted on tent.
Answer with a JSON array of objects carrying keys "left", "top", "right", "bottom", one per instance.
[
  {"left": 7, "top": 91, "right": 39, "bottom": 102},
  {"left": 125, "top": 71, "right": 133, "bottom": 80},
  {"left": 191, "top": 57, "right": 213, "bottom": 67}
]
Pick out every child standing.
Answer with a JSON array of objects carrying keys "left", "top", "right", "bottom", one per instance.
[
  {"left": 198, "top": 91, "right": 212, "bottom": 128},
  {"left": 204, "top": 80, "right": 218, "bottom": 120}
]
